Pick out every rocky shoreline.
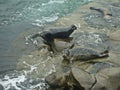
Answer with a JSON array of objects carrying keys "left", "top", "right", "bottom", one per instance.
[{"left": 17, "top": 0, "right": 120, "bottom": 90}]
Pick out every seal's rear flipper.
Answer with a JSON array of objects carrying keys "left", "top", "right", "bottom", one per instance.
[
  {"left": 100, "top": 50, "right": 109, "bottom": 54},
  {"left": 89, "top": 7, "right": 104, "bottom": 14},
  {"left": 99, "top": 50, "right": 109, "bottom": 58}
]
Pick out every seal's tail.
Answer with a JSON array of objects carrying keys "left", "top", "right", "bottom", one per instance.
[
  {"left": 89, "top": 7, "right": 104, "bottom": 15},
  {"left": 89, "top": 7, "right": 112, "bottom": 18},
  {"left": 99, "top": 50, "right": 109, "bottom": 58},
  {"left": 100, "top": 50, "right": 109, "bottom": 54}
]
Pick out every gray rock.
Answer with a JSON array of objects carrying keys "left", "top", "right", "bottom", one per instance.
[{"left": 84, "top": 2, "right": 120, "bottom": 29}]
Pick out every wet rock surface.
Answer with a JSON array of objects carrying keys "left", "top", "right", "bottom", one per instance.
[{"left": 84, "top": 1, "right": 120, "bottom": 30}]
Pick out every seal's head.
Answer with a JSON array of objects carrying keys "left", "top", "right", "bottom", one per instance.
[{"left": 71, "top": 25, "right": 77, "bottom": 30}]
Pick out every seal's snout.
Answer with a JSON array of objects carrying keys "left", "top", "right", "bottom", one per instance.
[
  {"left": 71, "top": 25, "right": 77, "bottom": 30},
  {"left": 89, "top": 7, "right": 95, "bottom": 10}
]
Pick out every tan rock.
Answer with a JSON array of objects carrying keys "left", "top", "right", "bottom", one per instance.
[
  {"left": 109, "top": 30, "right": 120, "bottom": 41},
  {"left": 71, "top": 67, "right": 95, "bottom": 90},
  {"left": 92, "top": 67, "right": 120, "bottom": 90}
]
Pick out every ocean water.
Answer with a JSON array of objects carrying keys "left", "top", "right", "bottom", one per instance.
[{"left": 0, "top": 0, "right": 92, "bottom": 89}]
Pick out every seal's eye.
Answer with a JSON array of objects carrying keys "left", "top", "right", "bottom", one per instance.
[{"left": 71, "top": 25, "right": 77, "bottom": 30}]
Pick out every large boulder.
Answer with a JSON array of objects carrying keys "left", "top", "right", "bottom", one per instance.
[{"left": 92, "top": 67, "right": 120, "bottom": 90}]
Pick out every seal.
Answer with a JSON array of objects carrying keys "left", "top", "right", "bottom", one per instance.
[
  {"left": 32, "top": 25, "right": 77, "bottom": 42},
  {"left": 63, "top": 48, "right": 109, "bottom": 63},
  {"left": 89, "top": 7, "right": 112, "bottom": 20},
  {"left": 31, "top": 25, "right": 77, "bottom": 52}
]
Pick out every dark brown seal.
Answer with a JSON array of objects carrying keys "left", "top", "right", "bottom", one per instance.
[
  {"left": 32, "top": 25, "right": 77, "bottom": 42},
  {"left": 31, "top": 25, "right": 77, "bottom": 52},
  {"left": 89, "top": 7, "right": 112, "bottom": 19}
]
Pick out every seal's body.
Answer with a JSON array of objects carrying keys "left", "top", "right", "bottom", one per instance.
[
  {"left": 31, "top": 25, "right": 77, "bottom": 52},
  {"left": 63, "top": 48, "right": 109, "bottom": 63},
  {"left": 89, "top": 7, "right": 112, "bottom": 19},
  {"left": 40, "top": 25, "right": 77, "bottom": 42}
]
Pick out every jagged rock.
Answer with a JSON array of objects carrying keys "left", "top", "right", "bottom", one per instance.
[
  {"left": 109, "top": 30, "right": 120, "bottom": 41},
  {"left": 84, "top": 2, "right": 120, "bottom": 29},
  {"left": 53, "top": 38, "right": 74, "bottom": 52},
  {"left": 73, "top": 32, "right": 110, "bottom": 51},
  {"left": 70, "top": 67, "right": 96, "bottom": 90},
  {"left": 92, "top": 67, "right": 120, "bottom": 90},
  {"left": 87, "top": 62, "right": 116, "bottom": 74},
  {"left": 30, "top": 25, "right": 77, "bottom": 52},
  {"left": 45, "top": 72, "right": 69, "bottom": 89}
]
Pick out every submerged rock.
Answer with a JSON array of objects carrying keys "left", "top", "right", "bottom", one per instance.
[
  {"left": 92, "top": 67, "right": 120, "bottom": 90},
  {"left": 45, "top": 72, "right": 69, "bottom": 89}
]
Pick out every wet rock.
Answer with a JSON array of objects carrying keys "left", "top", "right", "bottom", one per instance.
[
  {"left": 30, "top": 78, "right": 44, "bottom": 85},
  {"left": 73, "top": 32, "right": 110, "bottom": 51},
  {"left": 84, "top": 2, "right": 120, "bottom": 29},
  {"left": 109, "top": 30, "right": 120, "bottom": 41},
  {"left": 88, "top": 62, "right": 116, "bottom": 74},
  {"left": 92, "top": 67, "right": 120, "bottom": 90},
  {"left": 19, "top": 79, "right": 31, "bottom": 89},
  {"left": 45, "top": 72, "right": 69, "bottom": 89},
  {"left": 52, "top": 38, "right": 74, "bottom": 52},
  {"left": 110, "top": 41, "right": 120, "bottom": 53},
  {"left": 70, "top": 67, "right": 96, "bottom": 90}
]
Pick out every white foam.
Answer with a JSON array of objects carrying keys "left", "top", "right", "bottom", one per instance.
[
  {"left": 0, "top": 74, "right": 26, "bottom": 90},
  {"left": 45, "top": 64, "right": 56, "bottom": 76},
  {"left": 32, "top": 14, "right": 59, "bottom": 27},
  {"left": 0, "top": 73, "right": 48, "bottom": 90},
  {"left": 32, "top": 23, "right": 44, "bottom": 27},
  {"left": 42, "top": 0, "right": 65, "bottom": 6},
  {"left": 23, "top": 61, "right": 39, "bottom": 74},
  {"left": 42, "top": 15, "right": 58, "bottom": 22},
  {"left": 48, "top": 0, "right": 65, "bottom": 4},
  {"left": 0, "top": 56, "right": 56, "bottom": 90}
]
